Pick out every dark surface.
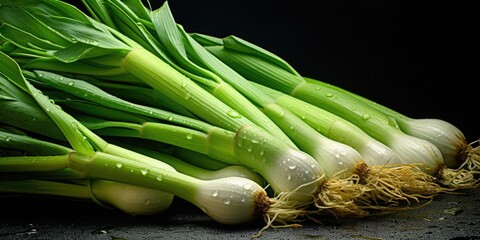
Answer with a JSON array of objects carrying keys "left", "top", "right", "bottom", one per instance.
[{"left": 1, "top": 187, "right": 480, "bottom": 240}]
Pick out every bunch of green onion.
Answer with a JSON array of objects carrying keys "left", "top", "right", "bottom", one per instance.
[
  {"left": 193, "top": 33, "right": 479, "bottom": 189},
  {"left": 0, "top": 0, "right": 477, "bottom": 237}
]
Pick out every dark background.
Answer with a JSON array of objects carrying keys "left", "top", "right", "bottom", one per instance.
[{"left": 77, "top": 1, "right": 476, "bottom": 141}]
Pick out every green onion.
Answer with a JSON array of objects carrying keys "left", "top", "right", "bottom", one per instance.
[
  {"left": 111, "top": 139, "right": 266, "bottom": 186},
  {"left": 196, "top": 34, "right": 478, "bottom": 188}
]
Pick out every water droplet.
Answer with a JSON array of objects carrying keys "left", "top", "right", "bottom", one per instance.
[
  {"left": 181, "top": 82, "right": 187, "bottom": 88},
  {"left": 315, "top": 87, "right": 320, "bottom": 90},
  {"left": 243, "top": 183, "right": 253, "bottom": 190},
  {"left": 68, "top": 81, "right": 74, "bottom": 86},
  {"left": 223, "top": 199, "right": 231, "bottom": 205},
  {"left": 91, "top": 229, "right": 108, "bottom": 234},
  {"left": 287, "top": 174, "right": 292, "bottom": 180},
  {"left": 144, "top": 200, "right": 151, "bottom": 206},
  {"left": 289, "top": 125, "right": 295, "bottom": 130},
  {"left": 186, "top": 133, "right": 193, "bottom": 140},
  {"left": 148, "top": 111, "right": 153, "bottom": 115},
  {"left": 259, "top": 150, "right": 265, "bottom": 156},
  {"left": 227, "top": 110, "right": 241, "bottom": 118},
  {"left": 156, "top": 175, "right": 163, "bottom": 181},
  {"left": 288, "top": 165, "right": 297, "bottom": 170},
  {"left": 116, "top": 163, "right": 123, "bottom": 169},
  {"left": 4, "top": 136, "right": 11, "bottom": 142},
  {"left": 140, "top": 169, "right": 149, "bottom": 176},
  {"left": 167, "top": 115, "right": 174, "bottom": 121},
  {"left": 362, "top": 114, "right": 371, "bottom": 120},
  {"left": 387, "top": 116, "right": 399, "bottom": 128},
  {"left": 184, "top": 92, "right": 191, "bottom": 100},
  {"left": 325, "top": 93, "right": 334, "bottom": 97},
  {"left": 212, "top": 190, "right": 219, "bottom": 197},
  {"left": 338, "top": 161, "right": 344, "bottom": 165}
]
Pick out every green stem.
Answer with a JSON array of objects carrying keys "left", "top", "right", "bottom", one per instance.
[
  {"left": 0, "top": 179, "right": 91, "bottom": 199},
  {"left": 123, "top": 48, "right": 255, "bottom": 132},
  {"left": 0, "top": 155, "right": 71, "bottom": 172}
]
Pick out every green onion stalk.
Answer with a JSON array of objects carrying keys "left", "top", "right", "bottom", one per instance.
[
  {"left": 0, "top": 0, "right": 328, "bottom": 206},
  {"left": 0, "top": 52, "right": 314, "bottom": 233},
  {"left": 195, "top": 34, "right": 478, "bottom": 189},
  {"left": 105, "top": 139, "right": 266, "bottom": 186}
]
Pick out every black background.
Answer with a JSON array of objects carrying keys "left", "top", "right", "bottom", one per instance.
[{"left": 74, "top": 1, "right": 476, "bottom": 141}]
